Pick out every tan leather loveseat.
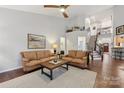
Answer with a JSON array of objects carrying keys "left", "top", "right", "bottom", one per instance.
[
  {"left": 20, "top": 50, "right": 55, "bottom": 72},
  {"left": 62, "top": 50, "right": 89, "bottom": 68}
]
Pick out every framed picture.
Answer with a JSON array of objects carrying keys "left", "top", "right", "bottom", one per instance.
[
  {"left": 28, "top": 34, "right": 46, "bottom": 49},
  {"left": 116, "top": 25, "right": 124, "bottom": 35}
]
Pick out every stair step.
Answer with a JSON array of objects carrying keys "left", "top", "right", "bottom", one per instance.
[
  {"left": 94, "top": 58, "right": 102, "bottom": 60},
  {"left": 93, "top": 56, "right": 101, "bottom": 58}
]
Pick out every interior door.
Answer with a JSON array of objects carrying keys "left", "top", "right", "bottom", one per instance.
[{"left": 103, "top": 43, "right": 109, "bottom": 52}]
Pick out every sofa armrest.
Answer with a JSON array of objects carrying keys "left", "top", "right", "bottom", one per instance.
[
  {"left": 22, "top": 58, "right": 29, "bottom": 62},
  {"left": 22, "top": 58, "right": 30, "bottom": 67},
  {"left": 83, "top": 57, "right": 87, "bottom": 60},
  {"left": 83, "top": 55, "right": 90, "bottom": 66},
  {"left": 22, "top": 61, "right": 26, "bottom": 66},
  {"left": 50, "top": 53, "right": 55, "bottom": 56},
  {"left": 64, "top": 55, "right": 69, "bottom": 57}
]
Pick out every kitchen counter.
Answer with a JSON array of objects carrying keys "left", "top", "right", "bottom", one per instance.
[{"left": 112, "top": 47, "right": 124, "bottom": 60}]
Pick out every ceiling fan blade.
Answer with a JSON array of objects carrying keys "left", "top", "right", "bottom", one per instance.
[
  {"left": 44, "top": 5, "right": 60, "bottom": 8},
  {"left": 63, "top": 12, "right": 69, "bottom": 18},
  {"left": 64, "top": 5, "right": 70, "bottom": 9}
]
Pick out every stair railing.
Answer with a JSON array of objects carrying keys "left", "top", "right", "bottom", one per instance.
[{"left": 94, "top": 32, "right": 104, "bottom": 60}]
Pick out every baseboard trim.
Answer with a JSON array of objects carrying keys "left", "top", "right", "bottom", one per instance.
[{"left": 0, "top": 66, "right": 22, "bottom": 74}]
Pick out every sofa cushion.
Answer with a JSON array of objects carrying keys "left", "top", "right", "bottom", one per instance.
[
  {"left": 76, "top": 51, "right": 86, "bottom": 59},
  {"left": 49, "top": 56, "right": 56, "bottom": 60},
  {"left": 23, "top": 51, "right": 37, "bottom": 60},
  {"left": 37, "top": 51, "right": 45, "bottom": 59},
  {"left": 40, "top": 58, "right": 50, "bottom": 62},
  {"left": 68, "top": 50, "right": 76, "bottom": 57},
  {"left": 62, "top": 57, "right": 72, "bottom": 61},
  {"left": 44, "top": 50, "right": 51, "bottom": 58},
  {"left": 25, "top": 60, "right": 41, "bottom": 66},
  {"left": 71, "top": 58, "right": 84, "bottom": 64},
  {"left": 50, "top": 53, "right": 54, "bottom": 56}
]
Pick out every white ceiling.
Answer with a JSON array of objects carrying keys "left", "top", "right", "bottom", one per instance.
[{"left": 0, "top": 5, "right": 113, "bottom": 19}]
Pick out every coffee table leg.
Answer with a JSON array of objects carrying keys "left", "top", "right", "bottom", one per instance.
[
  {"left": 66, "top": 64, "right": 68, "bottom": 70},
  {"left": 50, "top": 70, "right": 53, "bottom": 80},
  {"left": 41, "top": 67, "right": 43, "bottom": 74}
]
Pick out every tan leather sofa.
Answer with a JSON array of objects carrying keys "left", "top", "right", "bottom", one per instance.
[
  {"left": 62, "top": 50, "right": 89, "bottom": 68},
  {"left": 20, "top": 50, "right": 55, "bottom": 72}
]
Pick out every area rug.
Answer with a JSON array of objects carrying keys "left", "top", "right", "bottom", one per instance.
[{"left": 0, "top": 66, "right": 97, "bottom": 88}]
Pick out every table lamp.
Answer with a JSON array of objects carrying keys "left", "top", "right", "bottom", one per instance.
[{"left": 52, "top": 43, "right": 58, "bottom": 54}]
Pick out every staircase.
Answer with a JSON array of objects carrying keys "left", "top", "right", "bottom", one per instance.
[
  {"left": 87, "top": 33, "right": 103, "bottom": 61},
  {"left": 87, "top": 36, "right": 96, "bottom": 51},
  {"left": 92, "top": 51, "right": 102, "bottom": 60}
]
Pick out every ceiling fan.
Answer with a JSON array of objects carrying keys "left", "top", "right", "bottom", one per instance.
[{"left": 44, "top": 5, "right": 70, "bottom": 18}]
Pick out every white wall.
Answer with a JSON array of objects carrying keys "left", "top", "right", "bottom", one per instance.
[
  {"left": 66, "top": 16, "right": 86, "bottom": 29},
  {"left": 114, "top": 5, "right": 124, "bottom": 28},
  {"left": 113, "top": 5, "right": 124, "bottom": 47},
  {"left": 0, "top": 8, "right": 66, "bottom": 73},
  {"left": 66, "top": 31, "right": 88, "bottom": 52},
  {"left": 89, "top": 8, "right": 113, "bottom": 22},
  {"left": 113, "top": 5, "right": 124, "bottom": 34}
]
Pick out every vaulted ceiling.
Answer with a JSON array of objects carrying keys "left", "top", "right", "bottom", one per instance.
[{"left": 0, "top": 5, "right": 113, "bottom": 19}]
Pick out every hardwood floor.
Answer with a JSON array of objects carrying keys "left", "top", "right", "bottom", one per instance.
[
  {"left": 0, "top": 68, "right": 25, "bottom": 83},
  {"left": 0, "top": 53, "right": 124, "bottom": 88},
  {"left": 89, "top": 53, "right": 124, "bottom": 88}
]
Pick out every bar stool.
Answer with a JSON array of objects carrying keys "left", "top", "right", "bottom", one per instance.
[
  {"left": 119, "top": 48, "right": 122, "bottom": 60},
  {"left": 114, "top": 49, "right": 117, "bottom": 59}
]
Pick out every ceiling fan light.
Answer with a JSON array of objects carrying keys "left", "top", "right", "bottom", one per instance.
[{"left": 60, "top": 8, "right": 65, "bottom": 12}]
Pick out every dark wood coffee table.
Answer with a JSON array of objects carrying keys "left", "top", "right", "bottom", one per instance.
[{"left": 40, "top": 60, "right": 69, "bottom": 80}]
